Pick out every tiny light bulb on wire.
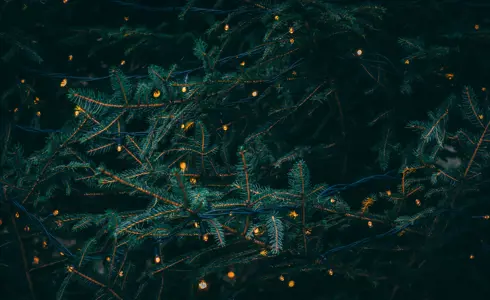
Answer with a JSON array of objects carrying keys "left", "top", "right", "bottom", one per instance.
[{"left": 198, "top": 279, "right": 208, "bottom": 290}]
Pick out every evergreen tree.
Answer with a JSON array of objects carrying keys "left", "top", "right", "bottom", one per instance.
[{"left": 1, "top": 1, "right": 489, "bottom": 300}]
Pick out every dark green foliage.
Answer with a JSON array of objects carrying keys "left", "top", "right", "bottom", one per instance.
[{"left": 1, "top": 1, "right": 490, "bottom": 300}]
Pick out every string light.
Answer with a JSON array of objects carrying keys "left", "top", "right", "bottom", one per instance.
[
  {"left": 63, "top": 0, "right": 68, "bottom": 3},
  {"left": 120, "top": 60, "right": 126, "bottom": 65},
  {"left": 154, "top": 256, "right": 161, "bottom": 264},
  {"left": 33, "top": 256, "right": 40, "bottom": 265},
  {"left": 475, "top": 24, "right": 480, "bottom": 30},
  {"left": 469, "top": 254, "right": 475, "bottom": 259},
  {"left": 36, "top": 111, "right": 41, "bottom": 117},
  {"left": 21, "top": 79, "right": 25, "bottom": 84},
  {"left": 224, "top": 24, "right": 230, "bottom": 31},
  {"left": 240, "top": 61, "right": 245, "bottom": 67},
  {"left": 251, "top": 90, "right": 258, "bottom": 97},
  {"left": 117, "top": 145, "right": 122, "bottom": 152},
  {"left": 106, "top": 256, "right": 111, "bottom": 262},
  {"left": 153, "top": 89, "right": 161, "bottom": 98},
  {"left": 222, "top": 124, "right": 228, "bottom": 131},
  {"left": 288, "top": 280, "right": 295, "bottom": 288},
  {"left": 328, "top": 269, "right": 334, "bottom": 276},
  {"left": 179, "top": 161, "right": 187, "bottom": 171},
  {"left": 203, "top": 234, "right": 209, "bottom": 242},
  {"left": 404, "top": 59, "right": 410, "bottom": 65},
  {"left": 198, "top": 279, "right": 208, "bottom": 290},
  {"left": 289, "top": 27, "right": 294, "bottom": 34},
  {"left": 194, "top": 222, "right": 200, "bottom": 228},
  {"left": 34, "top": 97, "right": 40, "bottom": 104},
  {"left": 53, "top": 209, "right": 59, "bottom": 216},
  {"left": 445, "top": 73, "right": 454, "bottom": 80},
  {"left": 24, "top": 225, "right": 30, "bottom": 232},
  {"left": 279, "top": 275, "right": 285, "bottom": 281},
  {"left": 68, "top": 54, "right": 73, "bottom": 61},
  {"left": 181, "top": 86, "right": 187, "bottom": 93},
  {"left": 60, "top": 78, "right": 68, "bottom": 87},
  {"left": 190, "top": 177, "right": 197, "bottom": 184},
  {"left": 74, "top": 107, "right": 81, "bottom": 117},
  {"left": 415, "top": 199, "right": 421, "bottom": 206},
  {"left": 124, "top": 16, "right": 129, "bottom": 21},
  {"left": 274, "top": 15, "right": 279, "bottom": 21},
  {"left": 289, "top": 210, "right": 299, "bottom": 219},
  {"left": 118, "top": 271, "right": 124, "bottom": 277},
  {"left": 260, "top": 249, "right": 267, "bottom": 256},
  {"left": 356, "top": 49, "right": 363, "bottom": 56},
  {"left": 367, "top": 221, "right": 373, "bottom": 228},
  {"left": 289, "top": 38, "right": 294, "bottom": 44},
  {"left": 227, "top": 271, "right": 235, "bottom": 279}
]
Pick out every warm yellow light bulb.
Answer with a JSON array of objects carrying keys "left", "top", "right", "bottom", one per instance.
[{"left": 198, "top": 279, "right": 208, "bottom": 290}]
